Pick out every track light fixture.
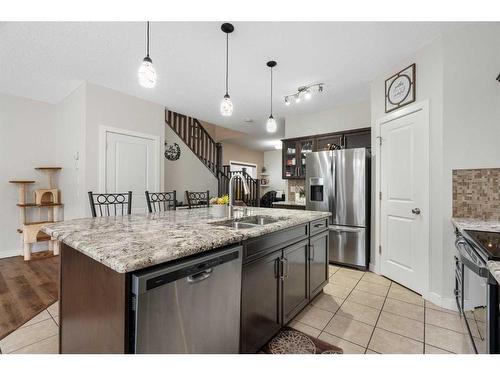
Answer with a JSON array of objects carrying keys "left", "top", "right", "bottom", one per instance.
[{"left": 284, "top": 83, "right": 324, "bottom": 106}]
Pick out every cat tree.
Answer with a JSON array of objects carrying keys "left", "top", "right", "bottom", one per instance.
[{"left": 9, "top": 167, "right": 63, "bottom": 261}]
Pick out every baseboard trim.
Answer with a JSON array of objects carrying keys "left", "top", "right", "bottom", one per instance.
[
  {"left": 0, "top": 247, "right": 47, "bottom": 260},
  {"left": 424, "top": 291, "right": 458, "bottom": 311}
]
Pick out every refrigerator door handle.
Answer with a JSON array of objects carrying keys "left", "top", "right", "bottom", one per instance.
[
  {"left": 330, "top": 152, "right": 336, "bottom": 218},
  {"left": 329, "top": 225, "right": 364, "bottom": 233}
]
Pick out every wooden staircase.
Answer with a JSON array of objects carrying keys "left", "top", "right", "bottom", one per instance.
[
  {"left": 165, "top": 109, "right": 260, "bottom": 206},
  {"left": 165, "top": 109, "right": 221, "bottom": 177}
]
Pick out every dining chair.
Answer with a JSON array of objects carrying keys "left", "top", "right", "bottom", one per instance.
[
  {"left": 88, "top": 191, "right": 133, "bottom": 217},
  {"left": 185, "top": 190, "right": 210, "bottom": 209},
  {"left": 145, "top": 190, "right": 177, "bottom": 213}
]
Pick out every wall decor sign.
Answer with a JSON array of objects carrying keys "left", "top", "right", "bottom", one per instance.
[
  {"left": 385, "top": 63, "right": 416, "bottom": 113},
  {"left": 164, "top": 142, "right": 181, "bottom": 161}
]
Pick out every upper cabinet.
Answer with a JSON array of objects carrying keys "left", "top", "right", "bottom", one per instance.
[
  {"left": 282, "top": 139, "right": 314, "bottom": 179},
  {"left": 281, "top": 127, "right": 371, "bottom": 179}
]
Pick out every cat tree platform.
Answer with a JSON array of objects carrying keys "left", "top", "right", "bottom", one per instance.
[{"left": 9, "top": 168, "right": 63, "bottom": 261}]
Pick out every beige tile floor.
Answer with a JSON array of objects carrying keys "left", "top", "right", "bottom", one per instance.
[
  {"left": 0, "top": 301, "right": 59, "bottom": 354},
  {"left": 0, "top": 265, "right": 483, "bottom": 354},
  {"left": 288, "top": 265, "right": 484, "bottom": 354}
]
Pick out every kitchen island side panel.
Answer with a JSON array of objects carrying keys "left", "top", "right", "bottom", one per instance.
[{"left": 60, "top": 242, "right": 130, "bottom": 353}]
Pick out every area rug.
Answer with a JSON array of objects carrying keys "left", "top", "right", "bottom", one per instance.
[
  {"left": 0, "top": 254, "right": 59, "bottom": 340},
  {"left": 262, "top": 328, "right": 343, "bottom": 354}
]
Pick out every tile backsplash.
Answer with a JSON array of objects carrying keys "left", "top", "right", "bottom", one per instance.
[{"left": 452, "top": 168, "right": 500, "bottom": 220}]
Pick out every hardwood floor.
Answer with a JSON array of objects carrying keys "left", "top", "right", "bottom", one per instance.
[{"left": 0, "top": 253, "right": 59, "bottom": 340}]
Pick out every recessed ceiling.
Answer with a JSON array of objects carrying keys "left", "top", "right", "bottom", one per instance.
[{"left": 0, "top": 22, "right": 461, "bottom": 149}]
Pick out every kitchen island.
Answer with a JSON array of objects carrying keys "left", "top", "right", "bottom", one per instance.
[{"left": 43, "top": 206, "right": 330, "bottom": 354}]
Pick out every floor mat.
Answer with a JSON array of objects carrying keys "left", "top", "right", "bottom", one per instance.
[{"left": 262, "top": 327, "right": 343, "bottom": 354}]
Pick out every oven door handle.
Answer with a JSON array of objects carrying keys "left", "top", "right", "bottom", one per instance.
[{"left": 455, "top": 238, "right": 488, "bottom": 278}]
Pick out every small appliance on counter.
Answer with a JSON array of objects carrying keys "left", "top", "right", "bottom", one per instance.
[
  {"left": 455, "top": 229, "right": 500, "bottom": 354},
  {"left": 305, "top": 148, "right": 370, "bottom": 269}
]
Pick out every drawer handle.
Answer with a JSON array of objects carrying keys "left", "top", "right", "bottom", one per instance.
[{"left": 314, "top": 223, "right": 325, "bottom": 228}]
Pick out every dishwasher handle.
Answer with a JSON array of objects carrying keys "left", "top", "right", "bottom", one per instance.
[{"left": 187, "top": 268, "right": 213, "bottom": 284}]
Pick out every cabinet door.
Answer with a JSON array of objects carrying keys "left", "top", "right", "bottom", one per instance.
[
  {"left": 283, "top": 140, "right": 299, "bottom": 179},
  {"left": 309, "top": 230, "right": 329, "bottom": 299},
  {"left": 344, "top": 130, "right": 371, "bottom": 149},
  {"left": 297, "top": 139, "right": 314, "bottom": 178},
  {"left": 241, "top": 251, "right": 281, "bottom": 353},
  {"left": 282, "top": 240, "right": 309, "bottom": 324},
  {"left": 316, "top": 134, "right": 343, "bottom": 151}
]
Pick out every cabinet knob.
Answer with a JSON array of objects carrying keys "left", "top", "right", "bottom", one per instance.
[{"left": 411, "top": 208, "right": 421, "bottom": 215}]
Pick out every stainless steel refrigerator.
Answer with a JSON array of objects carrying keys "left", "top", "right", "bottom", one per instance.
[{"left": 306, "top": 148, "right": 370, "bottom": 269}]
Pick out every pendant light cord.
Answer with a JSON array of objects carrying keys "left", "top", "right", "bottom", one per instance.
[
  {"left": 225, "top": 33, "right": 229, "bottom": 96},
  {"left": 270, "top": 67, "right": 273, "bottom": 116},
  {"left": 146, "top": 21, "right": 150, "bottom": 58}
]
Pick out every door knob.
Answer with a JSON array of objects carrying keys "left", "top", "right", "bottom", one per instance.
[{"left": 412, "top": 208, "right": 421, "bottom": 215}]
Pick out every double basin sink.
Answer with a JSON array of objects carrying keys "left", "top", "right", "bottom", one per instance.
[{"left": 211, "top": 214, "right": 284, "bottom": 229}]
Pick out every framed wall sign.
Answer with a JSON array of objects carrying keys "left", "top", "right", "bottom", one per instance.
[{"left": 385, "top": 63, "right": 416, "bottom": 113}]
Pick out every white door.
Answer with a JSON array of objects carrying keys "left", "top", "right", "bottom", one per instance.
[
  {"left": 380, "top": 104, "right": 429, "bottom": 294},
  {"left": 105, "top": 131, "right": 158, "bottom": 213}
]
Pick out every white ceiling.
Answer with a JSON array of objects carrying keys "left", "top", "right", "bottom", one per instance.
[{"left": 0, "top": 22, "right": 461, "bottom": 150}]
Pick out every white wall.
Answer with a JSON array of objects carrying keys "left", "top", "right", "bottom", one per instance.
[
  {"left": 370, "top": 35, "right": 445, "bottom": 303},
  {"left": 84, "top": 83, "right": 165, "bottom": 215},
  {"left": 440, "top": 23, "right": 500, "bottom": 301},
  {"left": 263, "top": 150, "right": 286, "bottom": 194},
  {"left": 285, "top": 100, "right": 370, "bottom": 139},
  {"left": 164, "top": 125, "right": 218, "bottom": 202},
  {"left": 0, "top": 89, "right": 85, "bottom": 258},
  {"left": 370, "top": 23, "right": 500, "bottom": 308}
]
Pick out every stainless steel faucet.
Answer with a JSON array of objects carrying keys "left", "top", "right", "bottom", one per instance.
[{"left": 228, "top": 173, "right": 250, "bottom": 218}]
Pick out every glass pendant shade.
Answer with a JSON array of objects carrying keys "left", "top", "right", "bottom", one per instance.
[
  {"left": 138, "top": 57, "right": 157, "bottom": 88},
  {"left": 220, "top": 94, "right": 234, "bottom": 117},
  {"left": 266, "top": 116, "right": 277, "bottom": 133}
]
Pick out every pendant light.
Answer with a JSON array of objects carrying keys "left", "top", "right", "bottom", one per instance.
[
  {"left": 138, "top": 21, "right": 157, "bottom": 88},
  {"left": 220, "top": 23, "right": 234, "bottom": 116},
  {"left": 266, "top": 61, "right": 277, "bottom": 133}
]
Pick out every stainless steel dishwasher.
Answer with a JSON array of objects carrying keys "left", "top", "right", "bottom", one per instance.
[{"left": 131, "top": 246, "right": 242, "bottom": 353}]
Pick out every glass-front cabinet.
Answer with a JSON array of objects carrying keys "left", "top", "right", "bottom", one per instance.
[
  {"left": 281, "top": 127, "right": 371, "bottom": 180},
  {"left": 283, "top": 140, "right": 298, "bottom": 179},
  {"left": 282, "top": 139, "right": 314, "bottom": 179},
  {"left": 298, "top": 139, "right": 313, "bottom": 177}
]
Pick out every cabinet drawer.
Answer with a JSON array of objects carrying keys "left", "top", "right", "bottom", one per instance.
[
  {"left": 243, "top": 224, "right": 308, "bottom": 263},
  {"left": 310, "top": 218, "right": 328, "bottom": 236}
]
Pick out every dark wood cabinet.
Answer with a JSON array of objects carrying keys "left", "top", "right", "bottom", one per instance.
[
  {"left": 282, "top": 139, "right": 313, "bottom": 179},
  {"left": 281, "top": 127, "right": 371, "bottom": 179},
  {"left": 309, "top": 230, "right": 329, "bottom": 298},
  {"left": 282, "top": 240, "right": 309, "bottom": 324},
  {"left": 344, "top": 130, "right": 371, "bottom": 149},
  {"left": 241, "top": 250, "right": 282, "bottom": 354},
  {"left": 316, "top": 134, "right": 343, "bottom": 151},
  {"left": 241, "top": 224, "right": 329, "bottom": 353}
]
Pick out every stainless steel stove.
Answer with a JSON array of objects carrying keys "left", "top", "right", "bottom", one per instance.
[{"left": 455, "top": 229, "right": 500, "bottom": 354}]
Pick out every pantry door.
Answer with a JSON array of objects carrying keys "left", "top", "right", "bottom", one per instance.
[
  {"left": 103, "top": 128, "right": 160, "bottom": 213},
  {"left": 379, "top": 102, "right": 429, "bottom": 294}
]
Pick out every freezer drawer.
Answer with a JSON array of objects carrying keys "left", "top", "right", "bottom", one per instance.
[
  {"left": 329, "top": 225, "right": 367, "bottom": 269},
  {"left": 131, "top": 246, "right": 242, "bottom": 353}
]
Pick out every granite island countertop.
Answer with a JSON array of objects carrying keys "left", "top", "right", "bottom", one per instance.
[
  {"left": 272, "top": 200, "right": 306, "bottom": 207},
  {"left": 42, "top": 207, "right": 330, "bottom": 273}
]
